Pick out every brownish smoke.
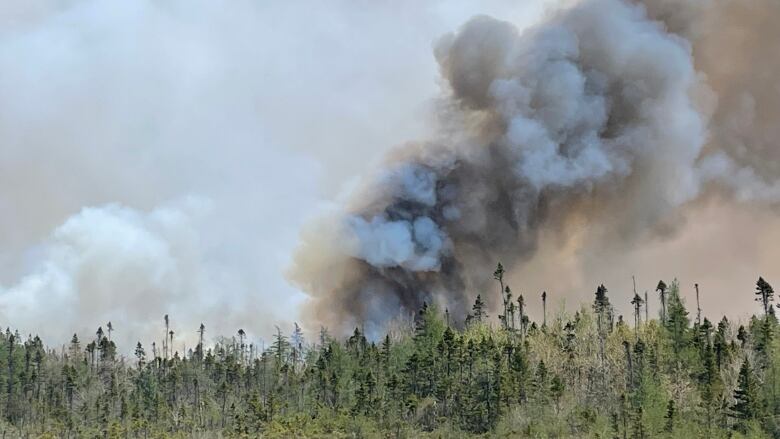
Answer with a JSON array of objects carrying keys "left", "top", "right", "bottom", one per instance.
[{"left": 290, "top": 0, "right": 780, "bottom": 334}]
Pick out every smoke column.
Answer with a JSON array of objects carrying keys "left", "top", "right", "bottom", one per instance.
[
  {"left": 290, "top": 0, "right": 780, "bottom": 334},
  {"left": 3, "top": 0, "right": 780, "bottom": 346}
]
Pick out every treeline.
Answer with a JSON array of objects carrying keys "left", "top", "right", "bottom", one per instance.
[{"left": 1, "top": 270, "right": 780, "bottom": 438}]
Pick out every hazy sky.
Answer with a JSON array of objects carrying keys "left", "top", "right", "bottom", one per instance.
[
  {"left": 0, "top": 0, "right": 546, "bottom": 349},
  {"left": 2, "top": 0, "right": 779, "bottom": 351}
]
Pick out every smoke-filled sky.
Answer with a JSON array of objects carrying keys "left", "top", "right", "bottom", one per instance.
[
  {"left": 1, "top": 0, "right": 779, "bottom": 349},
  {"left": 0, "top": 0, "right": 547, "bottom": 349}
]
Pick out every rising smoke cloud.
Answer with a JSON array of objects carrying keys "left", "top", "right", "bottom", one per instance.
[
  {"left": 3, "top": 0, "right": 780, "bottom": 347},
  {"left": 290, "top": 0, "right": 780, "bottom": 334},
  {"left": 0, "top": 0, "right": 546, "bottom": 349}
]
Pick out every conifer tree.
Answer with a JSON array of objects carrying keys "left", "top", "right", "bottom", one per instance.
[
  {"left": 68, "top": 333, "right": 81, "bottom": 362},
  {"left": 494, "top": 262, "right": 507, "bottom": 329},
  {"left": 197, "top": 323, "right": 206, "bottom": 362},
  {"left": 664, "top": 281, "right": 689, "bottom": 356},
  {"left": 507, "top": 289, "right": 516, "bottom": 332},
  {"left": 550, "top": 375, "right": 564, "bottom": 413},
  {"left": 134, "top": 342, "right": 145, "bottom": 369},
  {"left": 517, "top": 295, "right": 526, "bottom": 338},
  {"left": 714, "top": 317, "right": 730, "bottom": 369},
  {"left": 534, "top": 360, "right": 548, "bottom": 400},
  {"left": 469, "top": 295, "right": 487, "bottom": 324},
  {"left": 164, "top": 314, "right": 169, "bottom": 360},
  {"left": 731, "top": 358, "right": 762, "bottom": 433},
  {"left": 699, "top": 340, "right": 721, "bottom": 433},
  {"left": 271, "top": 326, "right": 290, "bottom": 367},
  {"left": 756, "top": 277, "right": 775, "bottom": 317},
  {"left": 593, "top": 284, "right": 613, "bottom": 331},
  {"left": 2, "top": 272, "right": 780, "bottom": 437},
  {"left": 593, "top": 284, "right": 613, "bottom": 365},
  {"left": 631, "top": 292, "right": 644, "bottom": 335},
  {"left": 291, "top": 323, "right": 304, "bottom": 371},
  {"left": 664, "top": 399, "right": 675, "bottom": 433},
  {"left": 656, "top": 280, "right": 668, "bottom": 322}
]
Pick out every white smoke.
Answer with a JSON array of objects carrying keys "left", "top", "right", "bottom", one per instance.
[
  {"left": 6, "top": 0, "right": 780, "bottom": 347},
  {"left": 2, "top": 200, "right": 207, "bottom": 336},
  {"left": 347, "top": 215, "right": 448, "bottom": 271},
  {"left": 0, "top": 0, "right": 547, "bottom": 348}
]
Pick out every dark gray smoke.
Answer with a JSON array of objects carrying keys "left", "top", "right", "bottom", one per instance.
[{"left": 290, "top": 0, "right": 723, "bottom": 333}]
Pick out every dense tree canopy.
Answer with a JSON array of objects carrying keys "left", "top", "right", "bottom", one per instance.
[{"left": 0, "top": 276, "right": 778, "bottom": 438}]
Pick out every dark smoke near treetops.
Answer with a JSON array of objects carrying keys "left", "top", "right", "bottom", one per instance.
[{"left": 290, "top": 0, "right": 780, "bottom": 334}]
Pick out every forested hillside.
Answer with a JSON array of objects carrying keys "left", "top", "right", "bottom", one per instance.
[{"left": 2, "top": 270, "right": 780, "bottom": 438}]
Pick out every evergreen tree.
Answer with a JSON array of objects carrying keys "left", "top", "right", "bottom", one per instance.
[
  {"left": 134, "top": 342, "right": 145, "bottom": 369},
  {"left": 656, "top": 280, "right": 668, "bottom": 322},
  {"left": 664, "top": 281, "right": 690, "bottom": 356},
  {"left": 494, "top": 262, "right": 507, "bottom": 329},
  {"left": 699, "top": 340, "right": 721, "bottom": 432},
  {"left": 756, "top": 277, "right": 775, "bottom": 317},
  {"left": 593, "top": 284, "right": 613, "bottom": 366},
  {"left": 664, "top": 399, "right": 675, "bottom": 433},
  {"left": 468, "top": 295, "right": 487, "bottom": 324},
  {"left": 0, "top": 273, "right": 778, "bottom": 437},
  {"left": 517, "top": 295, "right": 526, "bottom": 338},
  {"left": 730, "top": 358, "right": 762, "bottom": 433},
  {"left": 593, "top": 284, "right": 613, "bottom": 331},
  {"left": 631, "top": 292, "right": 644, "bottom": 333},
  {"left": 550, "top": 375, "right": 564, "bottom": 412},
  {"left": 714, "top": 317, "right": 730, "bottom": 369}
]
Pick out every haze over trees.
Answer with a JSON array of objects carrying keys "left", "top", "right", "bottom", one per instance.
[{"left": 0, "top": 270, "right": 778, "bottom": 438}]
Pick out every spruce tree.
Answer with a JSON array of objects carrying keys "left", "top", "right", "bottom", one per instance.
[
  {"left": 664, "top": 281, "right": 690, "bottom": 356},
  {"left": 593, "top": 284, "right": 613, "bottom": 366},
  {"left": 664, "top": 399, "right": 675, "bottom": 433},
  {"left": 730, "top": 358, "right": 762, "bottom": 433},
  {"left": 494, "top": 262, "right": 507, "bottom": 329},
  {"left": 755, "top": 277, "right": 775, "bottom": 317},
  {"left": 550, "top": 375, "right": 564, "bottom": 413},
  {"left": 517, "top": 295, "right": 526, "bottom": 338},
  {"left": 593, "top": 284, "right": 613, "bottom": 331},
  {"left": 470, "top": 295, "right": 487, "bottom": 324},
  {"left": 3, "top": 275, "right": 780, "bottom": 436},
  {"left": 631, "top": 292, "right": 644, "bottom": 334},
  {"left": 656, "top": 280, "right": 668, "bottom": 322},
  {"left": 134, "top": 342, "right": 145, "bottom": 369}
]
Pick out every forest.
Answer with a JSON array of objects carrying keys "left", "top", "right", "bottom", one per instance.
[{"left": 1, "top": 266, "right": 779, "bottom": 438}]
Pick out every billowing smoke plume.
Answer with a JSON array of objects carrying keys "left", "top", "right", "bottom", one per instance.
[
  {"left": 4, "top": 0, "right": 780, "bottom": 347},
  {"left": 2, "top": 0, "right": 537, "bottom": 349},
  {"left": 290, "top": 0, "right": 780, "bottom": 333},
  {"left": 643, "top": 0, "right": 780, "bottom": 200}
]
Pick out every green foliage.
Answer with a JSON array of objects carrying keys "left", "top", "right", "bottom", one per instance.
[
  {"left": 3, "top": 277, "right": 780, "bottom": 437},
  {"left": 731, "top": 358, "right": 764, "bottom": 433},
  {"left": 756, "top": 277, "right": 775, "bottom": 316},
  {"left": 664, "top": 280, "right": 690, "bottom": 356}
]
